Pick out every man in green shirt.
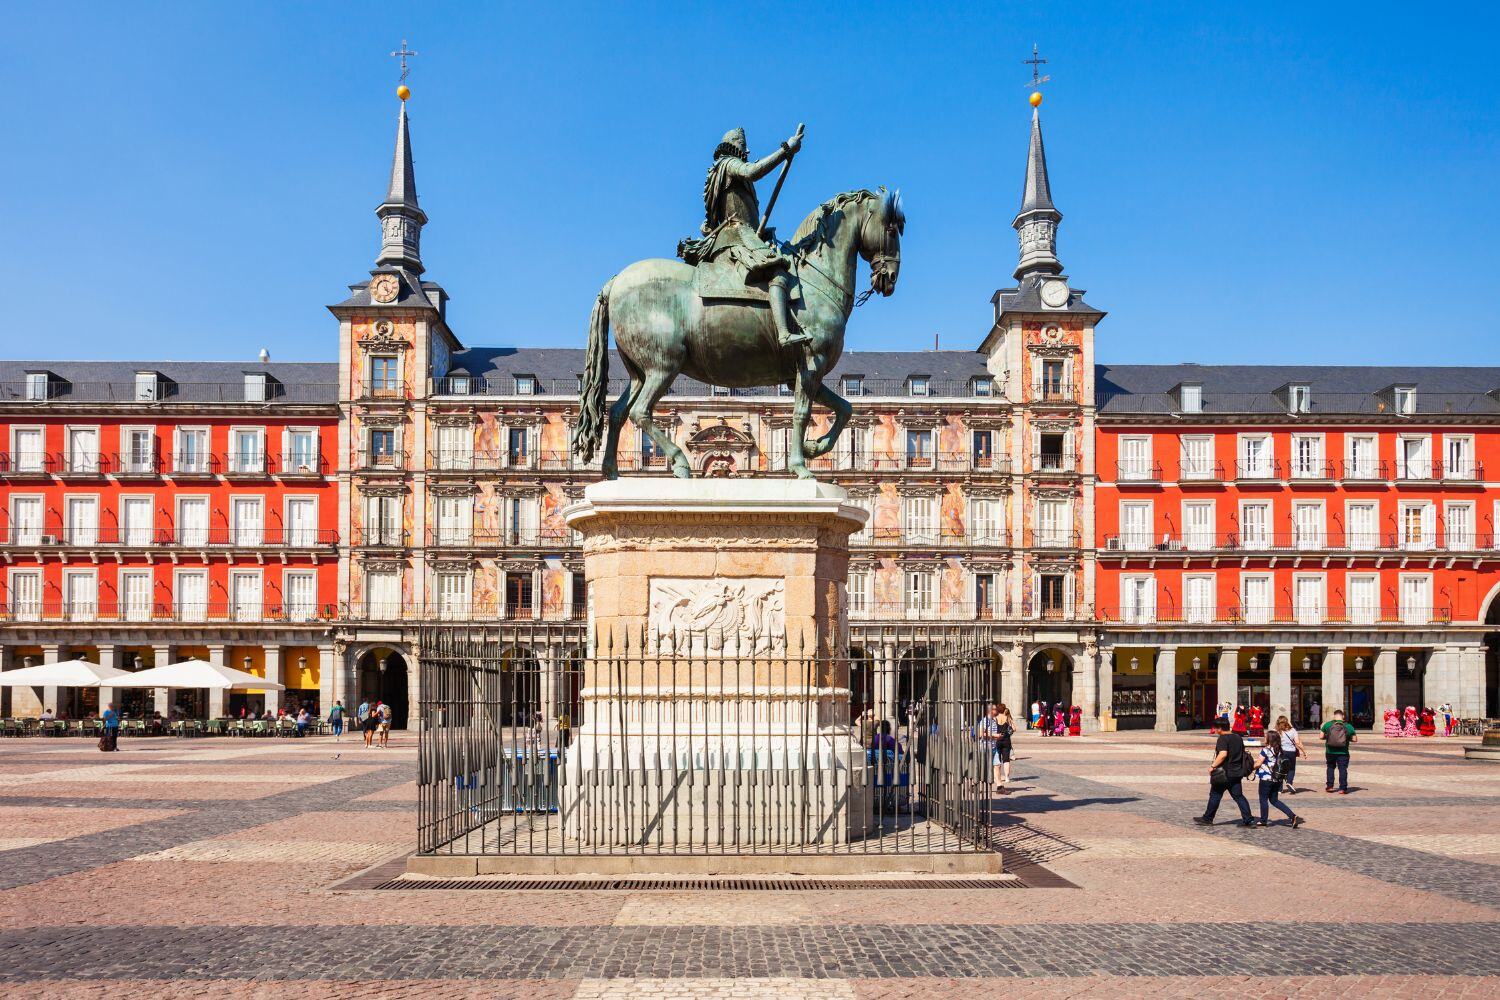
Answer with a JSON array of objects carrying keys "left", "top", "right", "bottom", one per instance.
[{"left": 1321, "top": 709, "right": 1356, "bottom": 794}]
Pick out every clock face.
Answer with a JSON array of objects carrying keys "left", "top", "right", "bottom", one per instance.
[
  {"left": 1040, "top": 279, "right": 1070, "bottom": 308},
  {"left": 370, "top": 274, "right": 400, "bottom": 304}
]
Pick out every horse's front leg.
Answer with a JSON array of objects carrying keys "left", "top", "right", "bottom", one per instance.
[
  {"left": 788, "top": 363, "right": 817, "bottom": 479},
  {"left": 805, "top": 381, "right": 851, "bottom": 459}
]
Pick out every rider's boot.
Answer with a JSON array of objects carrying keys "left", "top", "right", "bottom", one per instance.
[{"left": 769, "top": 275, "right": 812, "bottom": 349}]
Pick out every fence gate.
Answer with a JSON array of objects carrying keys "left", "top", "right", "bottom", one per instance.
[{"left": 417, "top": 626, "right": 996, "bottom": 859}]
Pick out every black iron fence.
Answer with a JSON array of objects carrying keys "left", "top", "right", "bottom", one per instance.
[{"left": 416, "top": 626, "right": 996, "bottom": 858}]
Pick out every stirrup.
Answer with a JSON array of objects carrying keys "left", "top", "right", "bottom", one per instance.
[{"left": 779, "top": 331, "right": 812, "bottom": 347}]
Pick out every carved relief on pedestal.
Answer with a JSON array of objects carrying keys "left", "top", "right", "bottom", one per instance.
[{"left": 648, "top": 577, "right": 786, "bottom": 655}]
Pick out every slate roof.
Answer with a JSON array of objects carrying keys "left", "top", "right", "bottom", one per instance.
[{"left": 0, "top": 360, "right": 338, "bottom": 404}]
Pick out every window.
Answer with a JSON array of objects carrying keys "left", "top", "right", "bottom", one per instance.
[
  {"left": 505, "top": 571, "right": 535, "bottom": 619},
  {"left": 1398, "top": 435, "right": 1430, "bottom": 479},
  {"left": 1292, "top": 501, "right": 1324, "bottom": 549},
  {"left": 905, "top": 429, "right": 933, "bottom": 469},
  {"left": 286, "top": 430, "right": 318, "bottom": 472},
  {"left": 174, "top": 569, "right": 208, "bottom": 621},
  {"left": 437, "top": 572, "right": 471, "bottom": 621},
  {"left": 641, "top": 432, "right": 664, "bottom": 465},
  {"left": 369, "top": 428, "right": 396, "bottom": 467},
  {"left": 9, "top": 569, "right": 43, "bottom": 620},
  {"left": 905, "top": 570, "right": 933, "bottom": 614},
  {"left": 1179, "top": 383, "right": 1203, "bottom": 413},
  {"left": 1038, "top": 432, "right": 1068, "bottom": 471},
  {"left": 24, "top": 372, "right": 48, "bottom": 401},
  {"left": 1238, "top": 501, "right": 1271, "bottom": 550},
  {"left": 1294, "top": 574, "right": 1325, "bottom": 624},
  {"left": 123, "top": 428, "right": 156, "bottom": 474},
  {"left": 134, "top": 372, "right": 158, "bottom": 401},
  {"left": 1345, "top": 434, "right": 1377, "bottom": 479},
  {"left": 1444, "top": 502, "right": 1474, "bottom": 550},
  {"left": 229, "top": 428, "right": 265, "bottom": 473},
  {"left": 285, "top": 497, "right": 317, "bottom": 547},
  {"left": 366, "top": 495, "right": 402, "bottom": 546},
  {"left": 1119, "top": 436, "right": 1153, "bottom": 480},
  {"left": 229, "top": 572, "right": 261, "bottom": 623},
  {"left": 1444, "top": 435, "right": 1475, "bottom": 480},
  {"left": 65, "top": 496, "right": 98, "bottom": 546},
  {"left": 448, "top": 373, "right": 471, "bottom": 395},
  {"left": 710, "top": 384, "right": 730, "bottom": 397},
  {"left": 1238, "top": 434, "right": 1272, "bottom": 478},
  {"left": 1400, "top": 573, "right": 1432, "bottom": 624},
  {"left": 436, "top": 424, "right": 472, "bottom": 470},
  {"left": 1181, "top": 435, "right": 1214, "bottom": 479},
  {"left": 1183, "top": 500, "right": 1215, "bottom": 551},
  {"left": 66, "top": 426, "right": 98, "bottom": 473},
  {"left": 507, "top": 427, "right": 530, "bottom": 467},
  {"left": 1345, "top": 501, "right": 1378, "bottom": 550},
  {"left": 570, "top": 571, "right": 587, "bottom": 619},
  {"left": 908, "top": 375, "right": 930, "bottom": 397},
  {"left": 174, "top": 428, "right": 208, "bottom": 474},
  {"left": 230, "top": 496, "right": 263, "bottom": 546},
  {"left": 1393, "top": 386, "right": 1416, "bottom": 415},
  {"left": 842, "top": 375, "right": 864, "bottom": 397},
  {"left": 284, "top": 571, "right": 317, "bottom": 622},
  {"left": 1346, "top": 573, "right": 1378, "bottom": 625},
  {"left": 1288, "top": 384, "right": 1311, "bottom": 414},
  {"left": 1291, "top": 434, "right": 1324, "bottom": 478},
  {"left": 970, "top": 497, "right": 1002, "bottom": 544},
  {"left": 514, "top": 375, "right": 537, "bottom": 395},
  {"left": 1119, "top": 501, "right": 1152, "bottom": 551},
  {"left": 9, "top": 496, "right": 43, "bottom": 545},
  {"left": 1039, "top": 359, "right": 1066, "bottom": 399},
  {"left": 1184, "top": 574, "right": 1215, "bottom": 624},
  {"left": 120, "top": 496, "right": 153, "bottom": 547},
  {"left": 506, "top": 496, "right": 538, "bottom": 545},
  {"left": 848, "top": 569, "right": 870, "bottom": 615},
  {"left": 11, "top": 427, "right": 44, "bottom": 473},
  {"left": 903, "top": 495, "right": 936, "bottom": 542},
  {"left": 243, "top": 373, "right": 268, "bottom": 402},
  {"left": 176, "top": 497, "right": 208, "bottom": 546},
  {"left": 974, "top": 572, "right": 996, "bottom": 618},
  {"left": 1240, "top": 573, "right": 1273, "bottom": 624},
  {"left": 366, "top": 570, "right": 401, "bottom": 620},
  {"left": 972, "top": 376, "right": 993, "bottom": 397},
  {"left": 64, "top": 570, "right": 97, "bottom": 622},
  {"left": 839, "top": 425, "right": 865, "bottom": 471},
  {"left": 971, "top": 430, "right": 993, "bottom": 469},
  {"left": 369, "top": 356, "right": 399, "bottom": 396},
  {"left": 435, "top": 495, "right": 472, "bottom": 546},
  {"left": 1120, "top": 574, "right": 1156, "bottom": 624},
  {"left": 1038, "top": 574, "right": 1067, "bottom": 618},
  {"left": 1036, "top": 498, "right": 1069, "bottom": 546},
  {"left": 1399, "top": 501, "right": 1434, "bottom": 551}
]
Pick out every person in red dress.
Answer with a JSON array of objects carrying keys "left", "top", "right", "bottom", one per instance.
[
  {"left": 1418, "top": 707, "right": 1435, "bottom": 737},
  {"left": 1232, "top": 706, "right": 1248, "bottom": 735},
  {"left": 1249, "top": 705, "right": 1265, "bottom": 738},
  {"left": 1068, "top": 705, "right": 1081, "bottom": 736}
]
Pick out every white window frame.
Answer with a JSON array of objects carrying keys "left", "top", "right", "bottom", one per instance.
[
  {"left": 119, "top": 494, "right": 154, "bottom": 547},
  {"left": 1238, "top": 500, "right": 1272, "bottom": 550},
  {"left": 1293, "top": 572, "right": 1325, "bottom": 625},
  {"left": 973, "top": 570, "right": 998, "bottom": 617},
  {"left": 1183, "top": 573, "right": 1216, "bottom": 624},
  {"left": 437, "top": 570, "right": 472, "bottom": 621},
  {"left": 229, "top": 569, "right": 263, "bottom": 622},
  {"left": 1444, "top": 501, "right": 1475, "bottom": 551},
  {"left": 1288, "top": 384, "right": 1311, "bottom": 414},
  {"left": 365, "top": 568, "right": 402, "bottom": 620},
  {"left": 908, "top": 376, "right": 930, "bottom": 397},
  {"left": 503, "top": 425, "right": 535, "bottom": 470},
  {"left": 1239, "top": 572, "right": 1274, "bottom": 625},
  {"left": 283, "top": 569, "right": 318, "bottom": 622},
  {"left": 228, "top": 426, "right": 266, "bottom": 474},
  {"left": 1344, "top": 500, "right": 1379, "bottom": 550},
  {"left": 9, "top": 426, "right": 45, "bottom": 474},
  {"left": 1397, "top": 434, "right": 1431, "bottom": 480},
  {"left": 435, "top": 495, "right": 473, "bottom": 546},
  {"left": 1119, "top": 573, "right": 1156, "bottom": 624},
  {"left": 904, "top": 428, "right": 934, "bottom": 469},
  {"left": 1179, "top": 383, "right": 1203, "bottom": 413},
  {"left": 1182, "top": 499, "right": 1215, "bottom": 551},
  {"left": 1393, "top": 386, "right": 1416, "bottom": 415},
  {"left": 1399, "top": 572, "right": 1432, "bottom": 625},
  {"left": 1346, "top": 572, "right": 1379, "bottom": 625},
  {"left": 120, "top": 426, "right": 157, "bottom": 475},
  {"left": 1118, "top": 435, "right": 1153, "bottom": 481},
  {"left": 903, "top": 495, "right": 937, "bottom": 543},
  {"left": 243, "top": 372, "right": 269, "bottom": 402},
  {"left": 1344, "top": 433, "right": 1378, "bottom": 480},
  {"left": 1237, "top": 433, "right": 1273, "bottom": 479},
  {"left": 971, "top": 376, "right": 993, "bottom": 398},
  {"left": 514, "top": 375, "right": 538, "bottom": 396},
  {"left": 64, "top": 425, "right": 100, "bottom": 474},
  {"left": 1290, "top": 433, "right": 1324, "bottom": 479},
  {"left": 8, "top": 568, "right": 44, "bottom": 620},
  {"left": 284, "top": 427, "right": 320, "bottom": 474},
  {"left": 119, "top": 568, "right": 153, "bottom": 623},
  {"left": 435, "top": 423, "right": 473, "bottom": 471},
  {"left": 365, "top": 494, "right": 402, "bottom": 547},
  {"left": 24, "top": 372, "right": 48, "bottom": 401},
  {"left": 8, "top": 494, "right": 44, "bottom": 546},
  {"left": 1119, "top": 500, "right": 1153, "bottom": 551},
  {"left": 284, "top": 496, "right": 318, "bottom": 547},
  {"left": 64, "top": 494, "right": 99, "bottom": 546},
  {"left": 173, "top": 426, "right": 210, "bottom": 474},
  {"left": 847, "top": 569, "right": 871, "bottom": 615},
  {"left": 134, "top": 371, "right": 159, "bottom": 401},
  {"left": 1443, "top": 434, "right": 1476, "bottom": 481},
  {"left": 905, "top": 569, "right": 934, "bottom": 615},
  {"left": 969, "top": 496, "right": 1003, "bottom": 545},
  {"left": 1291, "top": 500, "right": 1325, "bottom": 550},
  {"left": 1180, "top": 434, "right": 1214, "bottom": 480},
  {"left": 62, "top": 568, "right": 97, "bottom": 622},
  {"left": 175, "top": 495, "right": 209, "bottom": 547},
  {"left": 230, "top": 495, "right": 264, "bottom": 547},
  {"left": 173, "top": 567, "right": 209, "bottom": 622},
  {"left": 1036, "top": 497, "right": 1070, "bottom": 547},
  {"left": 1397, "top": 500, "right": 1435, "bottom": 551}
]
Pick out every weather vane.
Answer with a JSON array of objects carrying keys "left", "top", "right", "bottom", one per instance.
[
  {"left": 391, "top": 39, "right": 418, "bottom": 101},
  {"left": 1024, "top": 44, "right": 1050, "bottom": 89}
]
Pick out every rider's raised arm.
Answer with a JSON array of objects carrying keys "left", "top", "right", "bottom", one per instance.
[{"left": 743, "top": 141, "right": 794, "bottom": 182}]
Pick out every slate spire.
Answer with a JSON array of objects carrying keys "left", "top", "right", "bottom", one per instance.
[
  {"left": 376, "top": 97, "right": 427, "bottom": 274},
  {"left": 1012, "top": 104, "right": 1063, "bottom": 281}
]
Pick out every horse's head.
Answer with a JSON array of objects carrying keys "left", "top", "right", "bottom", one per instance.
[{"left": 859, "top": 188, "right": 905, "bottom": 297}]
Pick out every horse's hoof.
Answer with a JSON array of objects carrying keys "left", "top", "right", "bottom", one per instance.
[
  {"left": 792, "top": 467, "right": 816, "bottom": 480},
  {"left": 672, "top": 466, "right": 693, "bottom": 480}
]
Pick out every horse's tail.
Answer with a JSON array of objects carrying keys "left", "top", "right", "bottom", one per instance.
[{"left": 572, "top": 279, "right": 613, "bottom": 463}]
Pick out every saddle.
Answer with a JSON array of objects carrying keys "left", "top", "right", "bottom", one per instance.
[{"left": 688, "top": 254, "right": 805, "bottom": 307}]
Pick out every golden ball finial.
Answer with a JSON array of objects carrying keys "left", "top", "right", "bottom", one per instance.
[
  {"left": 1029, "top": 91, "right": 1043, "bottom": 108},
  {"left": 397, "top": 84, "right": 411, "bottom": 101}
]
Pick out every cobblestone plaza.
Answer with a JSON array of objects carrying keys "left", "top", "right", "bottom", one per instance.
[{"left": 0, "top": 731, "right": 1497, "bottom": 996}]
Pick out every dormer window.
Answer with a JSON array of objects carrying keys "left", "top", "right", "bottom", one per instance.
[
  {"left": 842, "top": 375, "right": 864, "bottom": 397},
  {"left": 908, "top": 375, "right": 930, "bottom": 397},
  {"left": 1179, "top": 383, "right": 1203, "bottom": 414},
  {"left": 135, "top": 372, "right": 160, "bottom": 402},
  {"left": 24, "top": 372, "right": 49, "bottom": 401},
  {"left": 972, "top": 376, "right": 994, "bottom": 398},
  {"left": 575, "top": 374, "right": 585, "bottom": 394},
  {"left": 243, "top": 373, "right": 269, "bottom": 402},
  {"left": 448, "top": 373, "right": 471, "bottom": 395},
  {"left": 711, "top": 385, "right": 730, "bottom": 397},
  {"left": 777, "top": 383, "right": 792, "bottom": 396},
  {"left": 1288, "top": 384, "right": 1311, "bottom": 414},
  {"left": 514, "top": 375, "right": 537, "bottom": 396},
  {"left": 1394, "top": 386, "right": 1416, "bottom": 415}
]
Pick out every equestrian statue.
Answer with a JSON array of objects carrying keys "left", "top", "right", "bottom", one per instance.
[{"left": 571, "top": 123, "right": 904, "bottom": 480}]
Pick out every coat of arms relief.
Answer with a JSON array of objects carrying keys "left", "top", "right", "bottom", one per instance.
[{"left": 648, "top": 578, "right": 786, "bottom": 655}]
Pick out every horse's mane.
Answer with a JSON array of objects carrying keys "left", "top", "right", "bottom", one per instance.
[{"left": 790, "top": 189, "right": 877, "bottom": 246}]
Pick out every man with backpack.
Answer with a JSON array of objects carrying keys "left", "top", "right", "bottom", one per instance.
[
  {"left": 1321, "top": 708, "right": 1356, "bottom": 793},
  {"left": 1195, "top": 717, "right": 1255, "bottom": 827}
]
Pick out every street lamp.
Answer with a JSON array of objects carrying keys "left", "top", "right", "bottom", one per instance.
[
  {"left": 1130, "top": 657, "right": 1139, "bottom": 672},
  {"left": 1302, "top": 656, "right": 1311, "bottom": 671},
  {"left": 1193, "top": 657, "right": 1202, "bottom": 673},
  {"left": 1406, "top": 655, "right": 1417, "bottom": 675},
  {"left": 134, "top": 655, "right": 143, "bottom": 670},
  {"left": 1355, "top": 656, "right": 1365, "bottom": 671},
  {"left": 243, "top": 656, "right": 252, "bottom": 671}
]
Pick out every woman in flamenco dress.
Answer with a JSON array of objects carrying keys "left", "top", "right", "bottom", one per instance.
[
  {"left": 1248, "top": 705, "right": 1265, "bottom": 738},
  {"left": 1068, "top": 705, "right": 1082, "bottom": 736},
  {"left": 1383, "top": 708, "right": 1401, "bottom": 737},
  {"left": 1051, "top": 705, "right": 1066, "bottom": 736},
  {"left": 1402, "top": 705, "right": 1420, "bottom": 737},
  {"left": 1418, "top": 707, "right": 1435, "bottom": 737},
  {"left": 1232, "top": 706, "right": 1249, "bottom": 735}
]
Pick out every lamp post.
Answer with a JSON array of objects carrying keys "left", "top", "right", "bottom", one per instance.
[
  {"left": 1406, "top": 655, "right": 1417, "bottom": 675},
  {"left": 1355, "top": 656, "right": 1365, "bottom": 671}
]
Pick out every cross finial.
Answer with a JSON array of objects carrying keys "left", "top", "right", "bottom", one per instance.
[
  {"left": 1023, "top": 44, "right": 1051, "bottom": 89},
  {"left": 391, "top": 39, "right": 419, "bottom": 84}
]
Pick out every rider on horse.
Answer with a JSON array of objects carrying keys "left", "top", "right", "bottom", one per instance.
[{"left": 678, "top": 125, "right": 811, "bottom": 350}]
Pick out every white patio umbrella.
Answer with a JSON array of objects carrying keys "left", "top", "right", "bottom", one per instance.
[
  {"left": 0, "top": 659, "right": 130, "bottom": 687},
  {"left": 109, "top": 659, "right": 285, "bottom": 691}
]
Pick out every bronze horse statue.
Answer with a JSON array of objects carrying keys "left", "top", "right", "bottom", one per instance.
[{"left": 572, "top": 187, "right": 904, "bottom": 479}]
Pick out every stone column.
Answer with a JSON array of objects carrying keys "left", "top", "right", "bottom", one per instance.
[
  {"left": 406, "top": 650, "right": 421, "bottom": 731},
  {"left": 1154, "top": 647, "right": 1177, "bottom": 733},
  {"left": 0, "top": 645, "right": 10, "bottom": 718},
  {"left": 539, "top": 650, "right": 558, "bottom": 723},
  {"left": 1424, "top": 646, "right": 1459, "bottom": 712},
  {"left": 1098, "top": 646, "right": 1114, "bottom": 728},
  {"left": 1321, "top": 647, "right": 1344, "bottom": 718},
  {"left": 207, "top": 644, "right": 227, "bottom": 718},
  {"left": 263, "top": 646, "right": 282, "bottom": 716},
  {"left": 1076, "top": 641, "right": 1101, "bottom": 733},
  {"left": 152, "top": 644, "right": 174, "bottom": 716},
  {"left": 1269, "top": 645, "right": 1292, "bottom": 723},
  {"left": 1457, "top": 645, "right": 1485, "bottom": 719},
  {"left": 1216, "top": 648, "right": 1239, "bottom": 715},
  {"left": 1374, "top": 647, "right": 1398, "bottom": 721},
  {"left": 1001, "top": 640, "right": 1025, "bottom": 723},
  {"left": 879, "top": 643, "right": 898, "bottom": 722},
  {"left": 41, "top": 643, "right": 63, "bottom": 719},
  {"left": 318, "top": 644, "right": 337, "bottom": 718},
  {"left": 96, "top": 645, "right": 120, "bottom": 718}
]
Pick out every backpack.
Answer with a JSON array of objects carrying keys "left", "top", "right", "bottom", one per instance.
[{"left": 1326, "top": 721, "right": 1349, "bottom": 749}]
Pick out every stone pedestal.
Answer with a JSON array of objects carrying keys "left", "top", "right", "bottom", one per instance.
[{"left": 562, "top": 479, "right": 868, "bottom": 847}]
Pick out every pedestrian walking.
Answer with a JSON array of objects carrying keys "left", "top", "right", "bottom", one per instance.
[
  {"left": 1321, "top": 709, "right": 1356, "bottom": 793},
  {"left": 101, "top": 702, "right": 120, "bottom": 752},
  {"left": 995, "top": 702, "right": 1015, "bottom": 788},
  {"left": 1195, "top": 718, "right": 1254, "bottom": 827},
  {"left": 978, "top": 704, "right": 1003, "bottom": 789},
  {"left": 1273, "top": 715, "right": 1306, "bottom": 793},
  {"left": 328, "top": 700, "right": 345, "bottom": 741},
  {"left": 1253, "top": 731, "right": 1304, "bottom": 828},
  {"left": 377, "top": 701, "right": 392, "bottom": 747},
  {"left": 359, "top": 699, "right": 376, "bottom": 748}
]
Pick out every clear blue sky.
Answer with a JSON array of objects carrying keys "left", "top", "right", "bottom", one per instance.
[{"left": 10, "top": 2, "right": 1499, "bottom": 365}]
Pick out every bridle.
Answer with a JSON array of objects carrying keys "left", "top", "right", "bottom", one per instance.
[{"left": 794, "top": 195, "right": 900, "bottom": 310}]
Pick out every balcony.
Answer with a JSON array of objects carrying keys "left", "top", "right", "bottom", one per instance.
[
  {"left": 1439, "top": 460, "right": 1483, "bottom": 484},
  {"left": 1115, "top": 460, "right": 1163, "bottom": 483},
  {"left": 1, "top": 601, "right": 338, "bottom": 626},
  {"left": 1033, "top": 383, "right": 1075, "bottom": 404},
  {"left": 0, "top": 526, "right": 339, "bottom": 550},
  {"left": 1022, "top": 529, "right": 1081, "bottom": 549},
  {"left": 849, "top": 531, "right": 1008, "bottom": 550},
  {"left": 1287, "top": 461, "right": 1337, "bottom": 483},
  {"left": 1338, "top": 459, "right": 1388, "bottom": 483},
  {"left": 429, "top": 529, "right": 578, "bottom": 550},
  {"left": 355, "top": 449, "right": 407, "bottom": 472},
  {"left": 1179, "top": 460, "right": 1226, "bottom": 484},
  {"left": 0, "top": 451, "right": 55, "bottom": 478},
  {"left": 1098, "top": 531, "right": 1496, "bottom": 555},
  {"left": 362, "top": 378, "right": 405, "bottom": 401},
  {"left": 1032, "top": 451, "right": 1078, "bottom": 475},
  {"left": 223, "top": 451, "right": 270, "bottom": 479},
  {"left": 1234, "top": 459, "right": 1283, "bottom": 482},
  {"left": 1098, "top": 603, "right": 1452, "bottom": 628},
  {"left": 430, "top": 375, "right": 999, "bottom": 400},
  {"left": 339, "top": 601, "right": 589, "bottom": 623}
]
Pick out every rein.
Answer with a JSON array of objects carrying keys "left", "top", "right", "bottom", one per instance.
[{"left": 791, "top": 197, "right": 883, "bottom": 311}]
